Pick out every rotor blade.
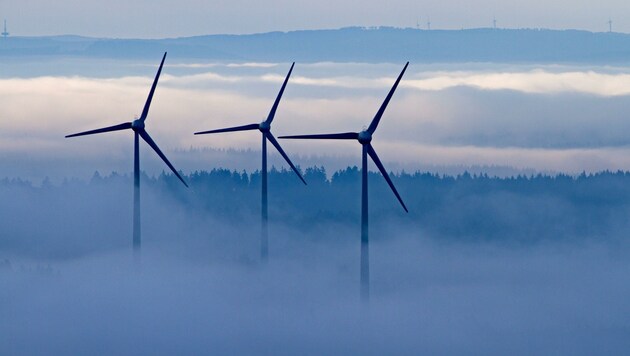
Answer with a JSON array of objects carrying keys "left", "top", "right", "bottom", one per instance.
[
  {"left": 367, "top": 144, "right": 408, "bottom": 212},
  {"left": 138, "top": 130, "right": 189, "bottom": 188},
  {"left": 265, "top": 132, "right": 306, "bottom": 185},
  {"left": 278, "top": 132, "right": 359, "bottom": 140},
  {"left": 65, "top": 122, "right": 132, "bottom": 138},
  {"left": 194, "top": 123, "right": 259, "bottom": 135},
  {"left": 139, "top": 52, "right": 167, "bottom": 121},
  {"left": 367, "top": 62, "right": 409, "bottom": 134},
  {"left": 265, "top": 62, "right": 295, "bottom": 124}
]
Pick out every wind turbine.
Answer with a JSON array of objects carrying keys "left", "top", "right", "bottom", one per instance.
[
  {"left": 194, "top": 62, "right": 306, "bottom": 262},
  {"left": 66, "top": 52, "right": 188, "bottom": 260},
  {"left": 608, "top": 18, "right": 613, "bottom": 33},
  {"left": 279, "top": 62, "right": 410, "bottom": 301},
  {"left": 2, "top": 20, "right": 9, "bottom": 38}
]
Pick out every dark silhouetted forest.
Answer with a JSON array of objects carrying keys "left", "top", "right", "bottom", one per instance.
[{"left": 3, "top": 167, "right": 630, "bottom": 251}]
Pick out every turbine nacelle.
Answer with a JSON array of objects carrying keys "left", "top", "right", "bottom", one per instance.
[
  {"left": 259, "top": 121, "right": 271, "bottom": 132},
  {"left": 131, "top": 119, "right": 145, "bottom": 131},
  {"left": 358, "top": 131, "right": 372, "bottom": 144}
]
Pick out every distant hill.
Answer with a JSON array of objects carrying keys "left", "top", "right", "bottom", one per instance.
[{"left": 1, "top": 27, "right": 629, "bottom": 64}]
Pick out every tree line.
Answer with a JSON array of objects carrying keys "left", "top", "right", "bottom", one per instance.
[{"left": 4, "top": 166, "right": 630, "bottom": 244}]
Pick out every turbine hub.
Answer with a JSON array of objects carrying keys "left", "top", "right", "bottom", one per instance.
[
  {"left": 131, "top": 119, "right": 145, "bottom": 131},
  {"left": 358, "top": 130, "right": 372, "bottom": 144},
  {"left": 259, "top": 121, "right": 270, "bottom": 132}
]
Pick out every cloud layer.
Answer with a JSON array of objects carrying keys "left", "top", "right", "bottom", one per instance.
[{"left": 2, "top": 62, "right": 630, "bottom": 181}]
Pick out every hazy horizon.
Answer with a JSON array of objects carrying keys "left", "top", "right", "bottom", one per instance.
[
  {"left": 0, "top": 25, "right": 627, "bottom": 39},
  {"left": 1, "top": 0, "right": 628, "bottom": 38}
]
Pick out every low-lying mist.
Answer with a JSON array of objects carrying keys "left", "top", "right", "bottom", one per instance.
[
  {"left": 2, "top": 168, "right": 630, "bottom": 354},
  {"left": 3, "top": 238, "right": 629, "bottom": 355}
]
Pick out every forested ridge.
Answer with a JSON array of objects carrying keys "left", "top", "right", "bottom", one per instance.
[{"left": 4, "top": 167, "right": 630, "bottom": 249}]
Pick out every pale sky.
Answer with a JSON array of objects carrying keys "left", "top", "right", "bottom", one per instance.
[{"left": 0, "top": 0, "right": 627, "bottom": 38}]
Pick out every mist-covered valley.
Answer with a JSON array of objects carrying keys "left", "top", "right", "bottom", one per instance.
[{"left": 2, "top": 168, "right": 630, "bottom": 354}]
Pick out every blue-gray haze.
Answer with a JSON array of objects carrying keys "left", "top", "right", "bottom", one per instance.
[
  {"left": 0, "top": 0, "right": 628, "bottom": 37},
  {"left": 3, "top": 29, "right": 630, "bottom": 354},
  {"left": 2, "top": 170, "right": 630, "bottom": 354},
  {"left": 2, "top": 28, "right": 630, "bottom": 64}
]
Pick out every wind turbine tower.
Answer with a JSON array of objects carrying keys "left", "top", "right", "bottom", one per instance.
[
  {"left": 2, "top": 20, "right": 9, "bottom": 38},
  {"left": 608, "top": 18, "right": 613, "bottom": 33},
  {"left": 493, "top": 17, "right": 497, "bottom": 30},
  {"left": 66, "top": 53, "right": 188, "bottom": 262},
  {"left": 280, "top": 63, "right": 410, "bottom": 301},
  {"left": 427, "top": 18, "right": 431, "bottom": 30},
  {"left": 195, "top": 63, "right": 306, "bottom": 263}
]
